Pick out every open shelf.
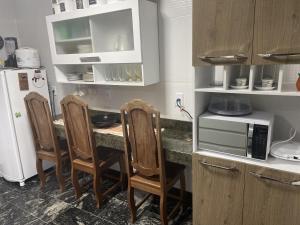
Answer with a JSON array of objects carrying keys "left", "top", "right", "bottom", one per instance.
[
  {"left": 225, "top": 65, "right": 251, "bottom": 91},
  {"left": 54, "top": 63, "right": 148, "bottom": 86},
  {"left": 195, "top": 65, "right": 300, "bottom": 96}
]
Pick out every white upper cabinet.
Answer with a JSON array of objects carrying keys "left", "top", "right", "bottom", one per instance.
[{"left": 46, "top": 0, "right": 159, "bottom": 86}]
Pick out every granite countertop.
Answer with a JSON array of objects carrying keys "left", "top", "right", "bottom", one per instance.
[{"left": 54, "top": 112, "right": 193, "bottom": 166}]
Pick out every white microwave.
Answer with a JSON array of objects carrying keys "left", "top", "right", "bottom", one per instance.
[{"left": 198, "top": 112, "right": 274, "bottom": 160}]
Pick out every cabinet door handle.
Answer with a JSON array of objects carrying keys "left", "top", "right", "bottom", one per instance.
[
  {"left": 258, "top": 53, "right": 300, "bottom": 59},
  {"left": 249, "top": 171, "right": 300, "bottom": 187},
  {"left": 198, "top": 54, "right": 248, "bottom": 63},
  {"left": 200, "top": 161, "right": 238, "bottom": 172},
  {"left": 292, "top": 181, "right": 300, "bottom": 186},
  {"left": 80, "top": 56, "right": 101, "bottom": 62}
]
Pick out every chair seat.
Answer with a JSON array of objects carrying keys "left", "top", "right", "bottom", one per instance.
[
  {"left": 73, "top": 147, "right": 122, "bottom": 173},
  {"left": 130, "top": 161, "right": 185, "bottom": 195}
]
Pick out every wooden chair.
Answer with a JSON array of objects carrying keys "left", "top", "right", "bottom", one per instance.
[
  {"left": 60, "top": 95, "right": 125, "bottom": 208},
  {"left": 120, "top": 99, "right": 186, "bottom": 225},
  {"left": 24, "top": 92, "right": 68, "bottom": 192}
]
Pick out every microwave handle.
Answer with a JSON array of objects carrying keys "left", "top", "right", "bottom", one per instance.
[{"left": 247, "top": 124, "right": 254, "bottom": 158}]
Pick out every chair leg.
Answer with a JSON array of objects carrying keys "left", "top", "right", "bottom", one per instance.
[
  {"left": 71, "top": 167, "right": 82, "bottom": 199},
  {"left": 93, "top": 172, "right": 103, "bottom": 208},
  {"left": 179, "top": 173, "right": 186, "bottom": 205},
  {"left": 36, "top": 158, "right": 46, "bottom": 190},
  {"left": 119, "top": 155, "right": 126, "bottom": 190},
  {"left": 56, "top": 161, "right": 65, "bottom": 193},
  {"left": 160, "top": 194, "right": 168, "bottom": 225},
  {"left": 128, "top": 186, "right": 137, "bottom": 223}
]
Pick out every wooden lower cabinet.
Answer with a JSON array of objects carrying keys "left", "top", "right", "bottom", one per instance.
[
  {"left": 193, "top": 154, "right": 245, "bottom": 225},
  {"left": 243, "top": 165, "right": 300, "bottom": 225},
  {"left": 193, "top": 154, "right": 300, "bottom": 225}
]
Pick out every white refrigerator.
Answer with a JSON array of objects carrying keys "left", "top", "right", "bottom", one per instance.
[{"left": 0, "top": 68, "right": 52, "bottom": 186}]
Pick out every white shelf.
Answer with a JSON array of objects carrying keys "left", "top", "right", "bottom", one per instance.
[
  {"left": 193, "top": 65, "right": 300, "bottom": 175},
  {"left": 59, "top": 80, "right": 144, "bottom": 86},
  {"left": 62, "top": 80, "right": 95, "bottom": 84},
  {"left": 55, "top": 36, "right": 91, "bottom": 43},
  {"left": 195, "top": 65, "right": 300, "bottom": 96},
  {"left": 194, "top": 87, "right": 300, "bottom": 96}
]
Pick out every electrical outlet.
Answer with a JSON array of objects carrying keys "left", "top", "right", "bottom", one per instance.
[
  {"left": 50, "top": 86, "right": 57, "bottom": 96},
  {"left": 175, "top": 92, "right": 184, "bottom": 107}
]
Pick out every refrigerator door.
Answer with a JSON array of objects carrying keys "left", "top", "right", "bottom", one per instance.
[
  {"left": 0, "top": 70, "right": 24, "bottom": 181},
  {"left": 4, "top": 69, "right": 51, "bottom": 180}
]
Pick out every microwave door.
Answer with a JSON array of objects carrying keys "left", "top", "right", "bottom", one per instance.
[{"left": 251, "top": 124, "right": 269, "bottom": 160}]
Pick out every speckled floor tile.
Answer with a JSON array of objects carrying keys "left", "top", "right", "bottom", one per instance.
[
  {"left": 97, "top": 197, "right": 130, "bottom": 225},
  {"left": 51, "top": 207, "right": 111, "bottom": 225},
  {"left": 0, "top": 170, "right": 192, "bottom": 225},
  {"left": 130, "top": 211, "right": 161, "bottom": 225},
  {"left": 0, "top": 202, "right": 46, "bottom": 225},
  {"left": 9, "top": 191, "right": 70, "bottom": 223},
  {"left": 0, "top": 188, "right": 21, "bottom": 207}
]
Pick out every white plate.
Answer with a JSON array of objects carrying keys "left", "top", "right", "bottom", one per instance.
[
  {"left": 254, "top": 85, "right": 276, "bottom": 91},
  {"left": 230, "top": 85, "right": 249, "bottom": 89}
]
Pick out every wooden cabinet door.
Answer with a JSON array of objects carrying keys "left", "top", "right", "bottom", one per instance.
[
  {"left": 253, "top": 0, "right": 300, "bottom": 64},
  {"left": 193, "top": 154, "right": 245, "bottom": 225},
  {"left": 192, "top": 0, "right": 255, "bottom": 66},
  {"left": 243, "top": 165, "right": 300, "bottom": 225}
]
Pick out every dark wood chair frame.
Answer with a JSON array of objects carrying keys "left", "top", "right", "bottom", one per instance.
[
  {"left": 24, "top": 92, "right": 68, "bottom": 192},
  {"left": 60, "top": 95, "right": 125, "bottom": 208},
  {"left": 121, "top": 99, "right": 186, "bottom": 225}
]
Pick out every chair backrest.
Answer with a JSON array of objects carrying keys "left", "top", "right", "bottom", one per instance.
[
  {"left": 24, "top": 92, "right": 58, "bottom": 153},
  {"left": 120, "top": 99, "right": 164, "bottom": 177},
  {"left": 60, "top": 95, "right": 95, "bottom": 161}
]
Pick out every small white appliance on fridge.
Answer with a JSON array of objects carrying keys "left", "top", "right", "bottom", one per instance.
[{"left": 0, "top": 68, "right": 53, "bottom": 186}]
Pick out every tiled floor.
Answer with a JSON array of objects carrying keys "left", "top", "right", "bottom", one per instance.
[{"left": 0, "top": 170, "right": 192, "bottom": 225}]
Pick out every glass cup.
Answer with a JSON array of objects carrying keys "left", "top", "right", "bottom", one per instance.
[{"left": 105, "top": 65, "right": 113, "bottom": 81}]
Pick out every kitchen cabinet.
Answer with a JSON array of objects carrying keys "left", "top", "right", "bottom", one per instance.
[
  {"left": 192, "top": 0, "right": 255, "bottom": 66},
  {"left": 192, "top": 154, "right": 245, "bottom": 225},
  {"left": 243, "top": 165, "right": 300, "bottom": 225},
  {"left": 253, "top": 0, "right": 300, "bottom": 64},
  {"left": 193, "top": 153, "right": 300, "bottom": 225},
  {"left": 193, "top": 0, "right": 300, "bottom": 65},
  {"left": 46, "top": 0, "right": 159, "bottom": 86}
]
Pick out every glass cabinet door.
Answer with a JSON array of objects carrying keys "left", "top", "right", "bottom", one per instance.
[
  {"left": 53, "top": 17, "right": 93, "bottom": 55},
  {"left": 90, "top": 9, "right": 135, "bottom": 53},
  {"left": 48, "top": 3, "right": 141, "bottom": 64}
]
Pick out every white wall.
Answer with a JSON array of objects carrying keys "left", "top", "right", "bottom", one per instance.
[
  {"left": 0, "top": 0, "right": 18, "bottom": 37},
  {"left": 14, "top": 0, "right": 74, "bottom": 114},
  {"left": 12, "top": 0, "right": 194, "bottom": 191},
  {"left": 13, "top": 0, "right": 194, "bottom": 121}
]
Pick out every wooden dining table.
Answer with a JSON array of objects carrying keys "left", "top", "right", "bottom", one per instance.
[{"left": 53, "top": 118, "right": 193, "bottom": 166}]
